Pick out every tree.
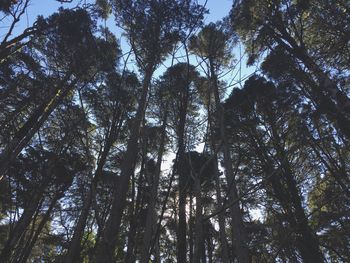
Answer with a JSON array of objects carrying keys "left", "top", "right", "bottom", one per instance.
[
  {"left": 94, "top": 1, "right": 206, "bottom": 262},
  {"left": 190, "top": 22, "right": 250, "bottom": 262},
  {"left": 231, "top": 0, "right": 350, "bottom": 139},
  {"left": 0, "top": 8, "right": 117, "bottom": 180},
  {"left": 0, "top": 1, "right": 349, "bottom": 262},
  {"left": 224, "top": 75, "right": 324, "bottom": 262}
]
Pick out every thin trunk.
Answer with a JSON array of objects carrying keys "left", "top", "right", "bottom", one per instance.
[
  {"left": 125, "top": 154, "right": 146, "bottom": 263},
  {"left": 251, "top": 124, "right": 324, "bottom": 263},
  {"left": 94, "top": 65, "right": 153, "bottom": 262},
  {"left": 210, "top": 61, "right": 250, "bottom": 263},
  {"left": 17, "top": 190, "right": 63, "bottom": 263},
  {"left": 206, "top": 83, "right": 230, "bottom": 263},
  {"left": 0, "top": 77, "right": 76, "bottom": 180},
  {"left": 206, "top": 227, "right": 213, "bottom": 263},
  {"left": 193, "top": 177, "right": 204, "bottom": 263},
  {"left": 189, "top": 194, "right": 194, "bottom": 263},
  {"left": 65, "top": 114, "right": 123, "bottom": 263},
  {"left": 154, "top": 236, "right": 161, "bottom": 263},
  {"left": 269, "top": 114, "right": 324, "bottom": 263},
  {"left": 214, "top": 162, "right": 230, "bottom": 263},
  {"left": 0, "top": 193, "right": 42, "bottom": 262},
  {"left": 271, "top": 21, "right": 350, "bottom": 139},
  {"left": 177, "top": 174, "right": 187, "bottom": 262},
  {"left": 140, "top": 110, "right": 168, "bottom": 263},
  {"left": 176, "top": 106, "right": 189, "bottom": 263},
  {"left": 149, "top": 154, "right": 179, "bottom": 258},
  {"left": 175, "top": 68, "right": 190, "bottom": 263},
  {"left": 278, "top": 153, "right": 323, "bottom": 262}
]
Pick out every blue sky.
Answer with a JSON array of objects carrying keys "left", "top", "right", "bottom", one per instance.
[
  {"left": 1, "top": 0, "right": 255, "bottom": 87},
  {"left": 5, "top": 0, "right": 233, "bottom": 27}
]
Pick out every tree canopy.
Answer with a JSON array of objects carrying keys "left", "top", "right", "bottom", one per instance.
[{"left": 0, "top": 0, "right": 349, "bottom": 262}]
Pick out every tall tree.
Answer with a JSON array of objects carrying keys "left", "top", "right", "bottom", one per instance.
[
  {"left": 0, "top": 8, "right": 116, "bottom": 180},
  {"left": 94, "top": 1, "right": 206, "bottom": 261},
  {"left": 231, "top": 0, "right": 350, "bottom": 139},
  {"left": 190, "top": 23, "right": 250, "bottom": 262}
]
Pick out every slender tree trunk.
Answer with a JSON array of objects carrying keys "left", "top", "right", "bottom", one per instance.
[
  {"left": 125, "top": 153, "right": 146, "bottom": 263},
  {"left": 65, "top": 115, "right": 123, "bottom": 263},
  {"left": 177, "top": 170, "right": 188, "bottom": 262},
  {"left": 193, "top": 177, "right": 204, "bottom": 263},
  {"left": 0, "top": 77, "right": 76, "bottom": 180},
  {"left": 277, "top": 153, "right": 323, "bottom": 262},
  {"left": 251, "top": 122, "right": 324, "bottom": 263},
  {"left": 271, "top": 21, "right": 350, "bottom": 139},
  {"left": 154, "top": 236, "right": 161, "bottom": 263},
  {"left": 189, "top": 194, "right": 194, "bottom": 263},
  {"left": 140, "top": 111, "right": 168, "bottom": 263},
  {"left": 94, "top": 65, "right": 154, "bottom": 262},
  {"left": 206, "top": 84, "right": 230, "bottom": 263},
  {"left": 170, "top": 68, "right": 191, "bottom": 263},
  {"left": 209, "top": 61, "right": 250, "bottom": 263},
  {"left": 207, "top": 231, "right": 213, "bottom": 263},
  {"left": 214, "top": 161, "right": 230, "bottom": 263},
  {"left": 269, "top": 114, "right": 324, "bottom": 263},
  {"left": 0, "top": 193, "right": 43, "bottom": 262},
  {"left": 176, "top": 99, "right": 189, "bottom": 263},
  {"left": 17, "top": 190, "right": 63, "bottom": 263}
]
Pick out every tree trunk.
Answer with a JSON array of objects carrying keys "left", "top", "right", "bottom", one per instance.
[
  {"left": 140, "top": 111, "right": 168, "bottom": 263},
  {"left": 193, "top": 177, "right": 204, "bottom": 263},
  {"left": 269, "top": 115, "right": 324, "bottom": 263},
  {"left": 206, "top": 80, "right": 230, "bottom": 263},
  {"left": 65, "top": 114, "right": 123, "bottom": 263},
  {"left": 210, "top": 61, "right": 250, "bottom": 263},
  {"left": 177, "top": 171, "right": 188, "bottom": 263},
  {"left": 0, "top": 193, "right": 42, "bottom": 262},
  {"left": 125, "top": 152, "right": 146, "bottom": 263},
  {"left": 189, "top": 194, "right": 194, "bottom": 263},
  {"left": 214, "top": 161, "right": 230, "bottom": 263},
  {"left": 0, "top": 77, "right": 76, "bottom": 180},
  {"left": 176, "top": 100, "right": 189, "bottom": 263},
  {"left": 17, "top": 190, "right": 63, "bottom": 263},
  {"left": 271, "top": 20, "right": 350, "bottom": 139},
  {"left": 251, "top": 121, "right": 324, "bottom": 263},
  {"left": 94, "top": 66, "right": 154, "bottom": 262}
]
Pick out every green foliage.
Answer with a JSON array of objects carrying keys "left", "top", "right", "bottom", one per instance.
[
  {"left": 112, "top": 0, "right": 207, "bottom": 68},
  {"left": 189, "top": 22, "right": 234, "bottom": 68},
  {"left": 0, "top": 1, "right": 349, "bottom": 262}
]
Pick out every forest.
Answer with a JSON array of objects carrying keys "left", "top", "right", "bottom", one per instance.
[{"left": 0, "top": 0, "right": 349, "bottom": 262}]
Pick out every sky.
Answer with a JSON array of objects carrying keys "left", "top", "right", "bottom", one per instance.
[
  {"left": 0, "top": 0, "right": 255, "bottom": 96},
  {"left": 17, "top": 0, "right": 233, "bottom": 24},
  {"left": 1, "top": 0, "right": 233, "bottom": 31},
  {"left": 1, "top": 0, "right": 255, "bottom": 87},
  {"left": 0, "top": 0, "right": 253, "bottom": 78}
]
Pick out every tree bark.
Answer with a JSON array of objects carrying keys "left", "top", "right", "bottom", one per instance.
[
  {"left": 0, "top": 77, "right": 76, "bottom": 180},
  {"left": 270, "top": 18, "right": 350, "bottom": 139},
  {"left": 140, "top": 111, "right": 168, "bottom": 263},
  {"left": 17, "top": 189, "right": 64, "bottom": 263},
  {"left": 94, "top": 65, "right": 154, "bottom": 262},
  {"left": 214, "top": 162, "right": 230, "bottom": 263},
  {"left": 250, "top": 119, "right": 324, "bottom": 263},
  {"left": 210, "top": 61, "right": 250, "bottom": 263},
  {"left": 0, "top": 193, "right": 43, "bottom": 262},
  {"left": 65, "top": 114, "right": 123, "bottom": 263},
  {"left": 176, "top": 87, "right": 190, "bottom": 263},
  {"left": 193, "top": 177, "right": 204, "bottom": 263}
]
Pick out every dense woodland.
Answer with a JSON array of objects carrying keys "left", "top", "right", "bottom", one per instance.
[{"left": 0, "top": 0, "right": 349, "bottom": 262}]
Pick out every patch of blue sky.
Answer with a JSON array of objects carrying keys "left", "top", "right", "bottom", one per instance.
[{"left": 1, "top": 0, "right": 259, "bottom": 98}]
